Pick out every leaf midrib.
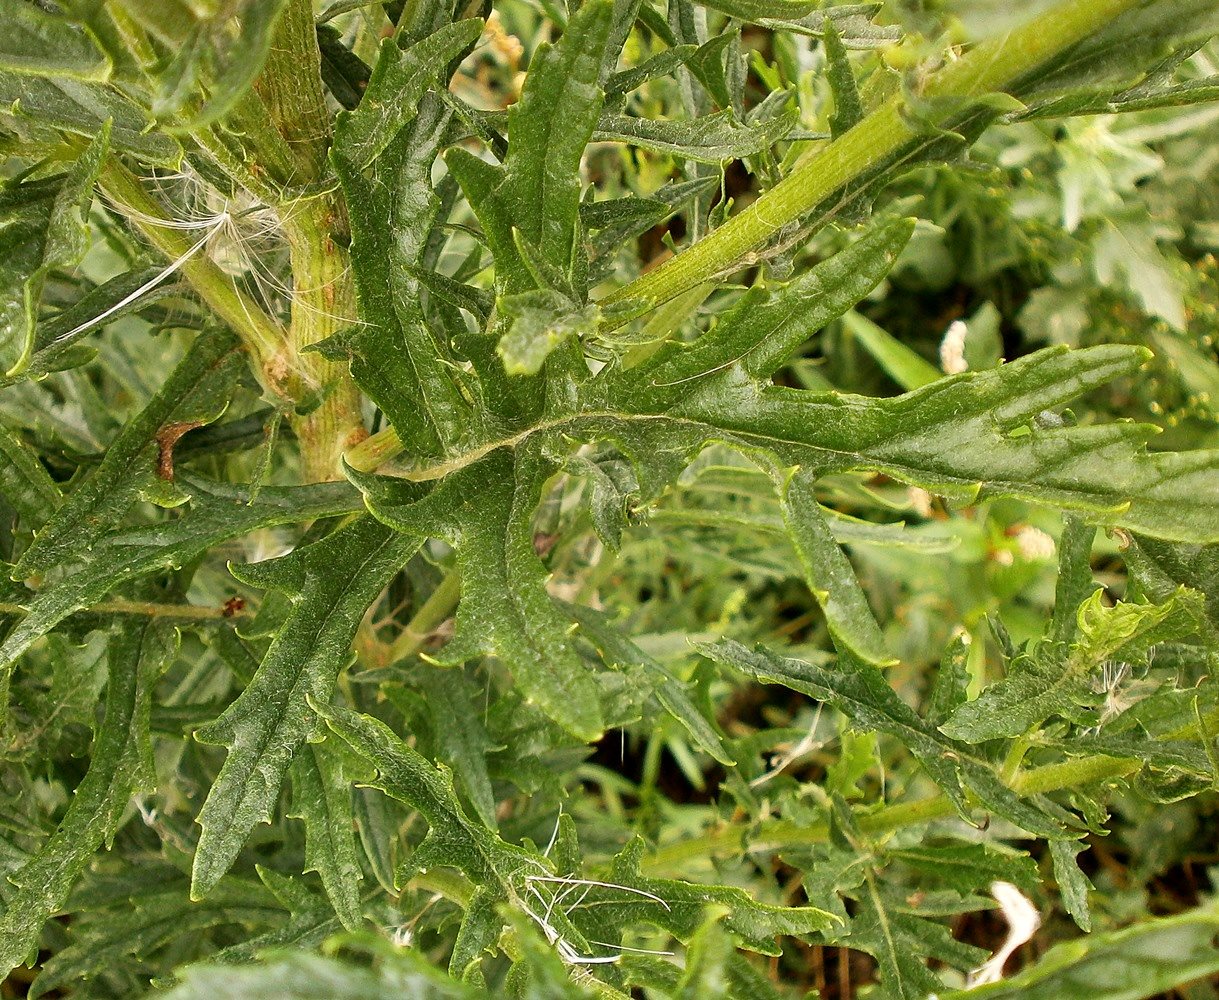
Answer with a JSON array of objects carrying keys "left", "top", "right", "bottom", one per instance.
[
  {"left": 370, "top": 406, "right": 1141, "bottom": 512},
  {"left": 195, "top": 533, "right": 410, "bottom": 886}
]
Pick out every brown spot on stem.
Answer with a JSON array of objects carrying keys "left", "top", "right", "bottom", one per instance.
[{"left": 156, "top": 422, "right": 202, "bottom": 481}]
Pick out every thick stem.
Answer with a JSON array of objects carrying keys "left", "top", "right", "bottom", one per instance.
[
  {"left": 254, "top": 0, "right": 367, "bottom": 481},
  {"left": 98, "top": 159, "right": 285, "bottom": 380},
  {"left": 253, "top": 0, "right": 333, "bottom": 184},
  {"left": 601, "top": 0, "right": 1147, "bottom": 323},
  {"left": 278, "top": 198, "right": 368, "bottom": 483}
]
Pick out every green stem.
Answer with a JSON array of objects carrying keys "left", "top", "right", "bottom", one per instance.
[
  {"left": 601, "top": 0, "right": 1146, "bottom": 324},
  {"left": 98, "top": 158, "right": 285, "bottom": 380},
  {"left": 386, "top": 570, "right": 463, "bottom": 664},
  {"left": 346, "top": 426, "right": 404, "bottom": 472},
  {"left": 253, "top": 0, "right": 367, "bottom": 482}
]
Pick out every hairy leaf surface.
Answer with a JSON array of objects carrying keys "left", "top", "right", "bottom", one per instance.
[{"left": 192, "top": 516, "right": 418, "bottom": 897}]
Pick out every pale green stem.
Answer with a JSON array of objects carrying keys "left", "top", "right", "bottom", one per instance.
[
  {"left": 600, "top": 0, "right": 1148, "bottom": 324},
  {"left": 253, "top": 0, "right": 368, "bottom": 482},
  {"left": 346, "top": 426, "right": 405, "bottom": 472},
  {"left": 98, "top": 159, "right": 285, "bottom": 380},
  {"left": 386, "top": 570, "right": 463, "bottom": 665}
]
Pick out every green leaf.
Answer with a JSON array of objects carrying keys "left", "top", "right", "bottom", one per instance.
[
  {"left": 28, "top": 876, "right": 284, "bottom": 997},
  {"left": 211, "top": 868, "right": 344, "bottom": 964},
  {"left": 334, "top": 94, "right": 477, "bottom": 457},
  {"left": 317, "top": 23, "right": 371, "bottom": 111},
  {"left": 671, "top": 914, "right": 733, "bottom": 998},
  {"left": 0, "top": 0, "right": 110, "bottom": 81},
  {"left": 794, "top": 798, "right": 990, "bottom": 999},
  {"left": 192, "top": 515, "right": 418, "bottom": 897},
  {"left": 943, "top": 899, "right": 1219, "bottom": 1000},
  {"left": 624, "top": 946, "right": 788, "bottom": 1000},
  {"left": 1105, "top": 75, "right": 1219, "bottom": 112},
  {"left": 16, "top": 330, "right": 245, "bottom": 576},
  {"left": 891, "top": 843, "right": 1039, "bottom": 894},
  {"left": 289, "top": 741, "right": 364, "bottom": 930},
  {"left": 1017, "top": 0, "right": 1219, "bottom": 119},
  {"left": 566, "top": 602, "right": 734, "bottom": 765},
  {"left": 0, "top": 621, "right": 176, "bottom": 981},
  {"left": 666, "top": 345, "right": 1219, "bottom": 543},
  {"left": 1049, "top": 517, "right": 1098, "bottom": 646},
  {"left": 161, "top": 950, "right": 480, "bottom": 1000},
  {"left": 605, "top": 44, "right": 698, "bottom": 97},
  {"left": 765, "top": 4, "right": 899, "bottom": 45},
  {"left": 0, "top": 125, "right": 108, "bottom": 377},
  {"left": 686, "top": 33, "right": 738, "bottom": 111},
  {"left": 699, "top": 639, "right": 1064, "bottom": 837},
  {"left": 1125, "top": 535, "right": 1219, "bottom": 644},
  {"left": 333, "top": 19, "right": 484, "bottom": 170},
  {"left": 561, "top": 451, "right": 636, "bottom": 550},
  {"left": 841, "top": 309, "right": 942, "bottom": 390},
  {"left": 926, "top": 629, "right": 973, "bottom": 729},
  {"left": 403, "top": 264, "right": 494, "bottom": 325},
  {"left": 121, "top": 0, "right": 289, "bottom": 127},
  {"left": 348, "top": 784, "right": 399, "bottom": 900},
  {"left": 608, "top": 218, "right": 915, "bottom": 408},
  {"left": 777, "top": 465, "right": 894, "bottom": 666},
  {"left": 823, "top": 19, "right": 863, "bottom": 138},
  {"left": 360, "top": 449, "right": 606, "bottom": 741},
  {"left": 311, "top": 698, "right": 538, "bottom": 893},
  {"left": 1049, "top": 838, "right": 1094, "bottom": 932},
  {"left": 500, "top": 0, "right": 611, "bottom": 288},
  {"left": 498, "top": 290, "right": 601, "bottom": 376},
  {"left": 942, "top": 587, "right": 1206, "bottom": 743},
  {"left": 594, "top": 107, "right": 797, "bottom": 163},
  {"left": 6, "top": 264, "right": 178, "bottom": 386},
  {"left": 503, "top": 908, "right": 606, "bottom": 997},
  {"left": 0, "top": 424, "right": 61, "bottom": 528},
  {"left": 694, "top": 0, "right": 816, "bottom": 24},
  {"left": 0, "top": 478, "right": 363, "bottom": 710},
  {"left": 583, "top": 176, "right": 719, "bottom": 269},
  {"left": 0, "top": 74, "right": 179, "bottom": 163},
  {"left": 649, "top": 499, "right": 958, "bottom": 554},
  {"left": 409, "top": 668, "right": 500, "bottom": 829},
  {"left": 605, "top": 837, "right": 835, "bottom": 954}
]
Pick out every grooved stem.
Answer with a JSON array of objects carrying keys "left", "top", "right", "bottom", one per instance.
[
  {"left": 601, "top": 0, "right": 1147, "bottom": 323},
  {"left": 98, "top": 159, "right": 285, "bottom": 379},
  {"left": 255, "top": 0, "right": 367, "bottom": 481}
]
